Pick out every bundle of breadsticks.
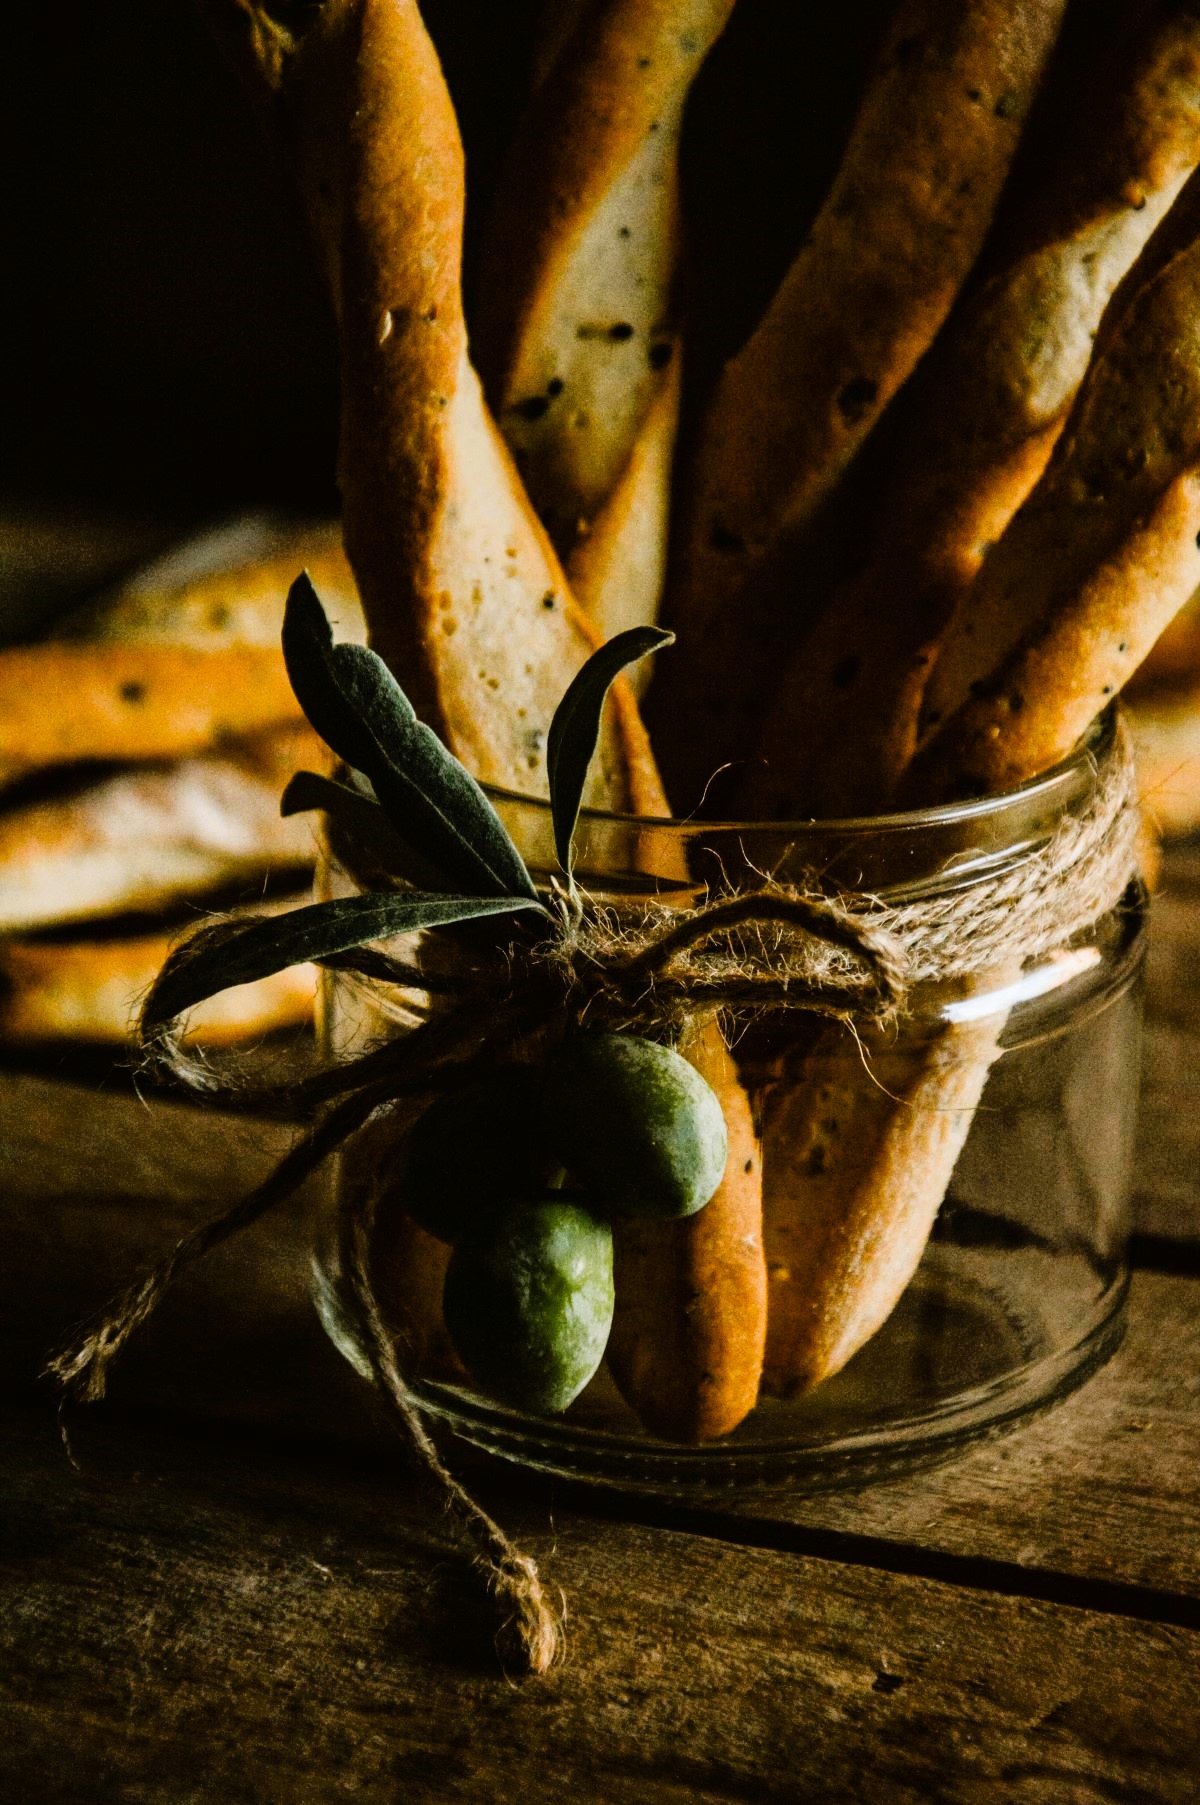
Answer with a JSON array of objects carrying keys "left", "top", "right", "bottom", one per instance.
[
  {"left": 0, "top": 520, "right": 364, "bottom": 1046},
  {"left": 149, "top": 0, "right": 1200, "bottom": 1438}
]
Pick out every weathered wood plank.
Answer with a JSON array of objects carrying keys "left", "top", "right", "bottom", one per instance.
[
  {"left": 2, "top": 1064, "right": 1198, "bottom": 1606},
  {"left": 695, "top": 1268, "right": 1200, "bottom": 1603},
  {"left": 1, "top": 1403, "right": 1196, "bottom": 1805}
]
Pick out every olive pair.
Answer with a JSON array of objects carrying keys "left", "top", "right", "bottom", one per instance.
[{"left": 403, "top": 1032, "right": 730, "bottom": 1414}]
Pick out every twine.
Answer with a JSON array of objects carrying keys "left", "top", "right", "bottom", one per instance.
[{"left": 45, "top": 723, "right": 1139, "bottom": 1675}]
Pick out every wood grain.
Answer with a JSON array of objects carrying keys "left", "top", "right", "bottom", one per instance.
[{"left": 2, "top": 1401, "right": 1197, "bottom": 1805}]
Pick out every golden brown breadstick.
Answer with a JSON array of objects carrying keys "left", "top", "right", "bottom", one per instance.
[
  {"left": 909, "top": 213, "right": 1200, "bottom": 801},
  {"left": 0, "top": 932, "right": 315, "bottom": 1046},
  {"left": 214, "top": 0, "right": 659, "bottom": 810},
  {"left": 760, "top": 1016, "right": 1003, "bottom": 1397},
  {"left": 59, "top": 524, "right": 362, "bottom": 648},
  {"left": 477, "top": 0, "right": 733, "bottom": 555},
  {"left": 0, "top": 643, "right": 306, "bottom": 784},
  {"left": 656, "top": 0, "right": 1068, "bottom": 804},
  {"left": 0, "top": 726, "right": 320, "bottom": 932},
  {"left": 564, "top": 355, "right": 682, "bottom": 674},
  {"left": 746, "top": 3, "right": 1200, "bottom": 818},
  {"left": 1128, "top": 578, "right": 1200, "bottom": 697},
  {"left": 606, "top": 1009, "right": 766, "bottom": 1442}
]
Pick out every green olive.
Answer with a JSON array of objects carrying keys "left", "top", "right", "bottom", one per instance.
[
  {"left": 403, "top": 1068, "right": 543, "bottom": 1243},
  {"left": 542, "top": 1031, "right": 728, "bottom": 1220},
  {"left": 443, "top": 1198, "right": 614, "bottom": 1414}
]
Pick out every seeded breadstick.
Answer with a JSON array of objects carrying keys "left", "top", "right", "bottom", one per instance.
[
  {"left": 0, "top": 643, "right": 306, "bottom": 786},
  {"left": 200, "top": 0, "right": 660, "bottom": 810},
  {"left": 319, "top": 1, "right": 665, "bottom": 805},
  {"left": 761, "top": 1015, "right": 1004, "bottom": 1398},
  {"left": 746, "top": 2, "right": 1200, "bottom": 819},
  {"left": 755, "top": 158, "right": 1200, "bottom": 1399},
  {"left": 0, "top": 524, "right": 359, "bottom": 786},
  {"left": 655, "top": 0, "right": 1068, "bottom": 805},
  {"left": 0, "top": 932, "right": 316, "bottom": 1046},
  {"left": 0, "top": 726, "right": 320, "bottom": 932},
  {"left": 479, "top": 3, "right": 727, "bottom": 656},
  {"left": 564, "top": 355, "right": 682, "bottom": 678},
  {"left": 908, "top": 211, "right": 1200, "bottom": 802},
  {"left": 59, "top": 524, "right": 362, "bottom": 649},
  {"left": 477, "top": 0, "right": 734, "bottom": 556}
]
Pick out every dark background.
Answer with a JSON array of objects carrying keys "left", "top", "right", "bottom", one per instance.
[{"left": 1, "top": 1, "right": 900, "bottom": 525}]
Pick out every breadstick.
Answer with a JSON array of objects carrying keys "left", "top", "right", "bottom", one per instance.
[
  {"left": 606, "top": 1008, "right": 766, "bottom": 1443},
  {"left": 476, "top": 0, "right": 733, "bottom": 555},
  {"left": 761, "top": 1015, "right": 1004, "bottom": 1397},
  {"left": 59, "top": 523, "right": 362, "bottom": 649},
  {"left": 746, "top": 2, "right": 1200, "bottom": 818},
  {"left": 0, "top": 643, "right": 306, "bottom": 786},
  {"left": 1128, "top": 578, "right": 1200, "bottom": 697},
  {"left": 0, "top": 726, "right": 320, "bottom": 932},
  {"left": 0, "top": 932, "right": 315, "bottom": 1046},
  {"left": 212, "top": 0, "right": 658, "bottom": 811},
  {"left": 655, "top": 0, "right": 1068, "bottom": 804},
  {"left": 527, "top": 0, "right": 591, "bottom": 94},
  {"left": 564, "top": 354, "right": 682, "bottom": 677},
  {"left": 909, "top": 211, "right": 1200, "bottom": 802}
]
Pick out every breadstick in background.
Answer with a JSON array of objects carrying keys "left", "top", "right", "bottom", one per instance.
[
  {"left": 526, "top": 0, "right": 591, "bottom": 94},
  {"left": 59, "top": 523, "right": 362, "bottom": 649},
  {"left": 0, "top": 642, "right": 306, "bottom": 786},
  {"left": 561, "top": 356, "right": 682, "bottom": 681},
  {"left": 908, "top": 195, "right": 1200, "bottom": 802},
  {"left": 209, "top": 0, "right": 661, "bottom": 811},
  {"left": 655, "top": 0, "right": 1069, "bottom": 806},
  {"left": 0, "top": 726, "right": 320, "bottom": 932},
  {"left": 746, "top": 0, "right": 1200, "bottom": 819},
  {"left": 477, "top": 0, "right": 733, "bottom": 649},
  {"left": 0, "top": 932, "right": 316, "bottom": 1046}
]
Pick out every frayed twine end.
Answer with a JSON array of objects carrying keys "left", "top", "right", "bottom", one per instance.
[{"left": 492, "top": 1554, "right": 565, "bottom": 1677}]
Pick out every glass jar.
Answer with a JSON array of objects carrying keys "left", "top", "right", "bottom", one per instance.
[{"left": 312, "top": 716, "right": 1144, "bottom": 1493}]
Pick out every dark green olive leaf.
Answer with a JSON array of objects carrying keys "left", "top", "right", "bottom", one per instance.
[
  {"left": 546, "top": 626, "right": 674, "bottom": 877},
  {"left": 280, "top": 770, "right": 453, "bottom": 891},
  {"left": 281, "top": 573, "right": 388, "bottom": 780},
  {"left": 332, "top": 644, "right": 539, "bottom": 900},
  {"left": 144, "top": 892, "right": 547, "bottom": 1027},
  {"left": 282, "top": 574, "right": 537, "bottom": 900}
]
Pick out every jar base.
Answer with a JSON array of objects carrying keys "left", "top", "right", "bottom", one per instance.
[{"left": 322, "top": 1249, "right": 1128, "bottom": 1497}]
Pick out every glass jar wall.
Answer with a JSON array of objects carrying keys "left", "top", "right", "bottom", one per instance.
[{"left": 313, "top": 719, "right": 1144, "bottom": 1493}]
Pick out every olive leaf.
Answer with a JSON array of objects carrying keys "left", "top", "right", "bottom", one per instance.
[
  {"left": 145, "top": 891, "right": 548, "bottom": 1028},
  {"left": 281, "top": 770, "right": 453, "bottom": 891},
  {"left": 546, "top": 626, "right": 674, "bottom": 879},
  {"left": 282, "top": 574, "right": 538, "bottom": 901}
]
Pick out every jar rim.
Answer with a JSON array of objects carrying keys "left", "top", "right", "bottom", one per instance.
[{"left": 484, "top": 707, "right": 1118, "bottom": 836}]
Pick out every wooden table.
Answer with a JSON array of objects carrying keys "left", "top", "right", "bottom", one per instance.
[{"left": 3, "top": 851, "right": 1199, "bottom": 1804}]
